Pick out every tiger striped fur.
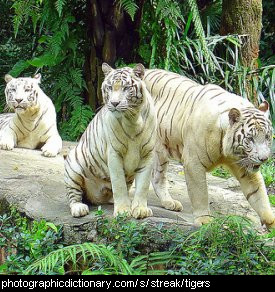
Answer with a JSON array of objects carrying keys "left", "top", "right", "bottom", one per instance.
[
  {"left": 65, "top": 64, "right": 157, "bottom": 219},
  {"left": 144, "top": 69, "right": 274, "bottom": 228},
  {"left": 0, "top": 74, "right": 62, "bottom": 157}
]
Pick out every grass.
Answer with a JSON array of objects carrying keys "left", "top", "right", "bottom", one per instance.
[
  {"left": 269, "top": 195, "right": 275, "bottom": 206},
  {"left": 211, "top": 166, "right": 232, "bottom": 179}
]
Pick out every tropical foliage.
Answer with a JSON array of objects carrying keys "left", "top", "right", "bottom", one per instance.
[
  {"left": 1, "top": 209, "right": 274, "bottom": 275},
  {"left": 0, "top": 0, "right": 274, "bottom": 140}
]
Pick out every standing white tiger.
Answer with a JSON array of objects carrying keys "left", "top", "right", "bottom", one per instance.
[
  {"left": 144, "top": 69, "right": 274, "bottom": 228},
  {"left": 0, "top": 74, "right": 62, "bottom": 157},
  {"left": 65, "top": 63, "right": 157, "bottom": 219}
]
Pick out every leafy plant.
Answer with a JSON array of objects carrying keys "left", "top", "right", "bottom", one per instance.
[
  {"left": 0, "top": 208, "right": 62, "bottom": 274},
  {"left": 25, "top": 242, "right": 131, "bottom": 275},
  {"left": 261, "top": 157, "right": 275, "bottom": 188},
  {"left": 211, "top": 166, "right": 232, "bottom": 179},
  {"left": 169, "top": 216, "right": 275, "bottom": 275},
  {"left": 7, "top": 0, "right": 94, "bottom": 141},
  {"left": 117, "top": 0, "right": 139, "bottom": 21}
]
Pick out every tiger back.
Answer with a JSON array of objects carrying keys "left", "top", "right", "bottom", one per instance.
[
  {"left": 65, "top": 63, "right": 157, "bottom": 219},
  {"left": 0, "top": 74, "right": 62, "bottom": 157},
  {"left": 144, "top": 69, "right": 274, "bottom": 228}
]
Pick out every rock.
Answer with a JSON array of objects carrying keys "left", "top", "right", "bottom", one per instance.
[{"left": 0, "top": 142, "right": 273, "bottom": 244}]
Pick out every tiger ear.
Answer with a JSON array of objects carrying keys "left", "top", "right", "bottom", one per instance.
[
  {"left": 102, "top": 63, "right": 113, "bottom": 77},
  {"left": 133, "top": 63, "right": 145, "bottom": 79},
  {"left": 33, "top": 73, "right": 41, "bottom": 83},
  {"left": 258, "top": 101, "right": 269, "bottom": 113},
  {"left": 4, "top": 74, "right": 13, "bottom": 83},
  {"left": 229, "top": 108, "right": 241, "bottom": 126}
]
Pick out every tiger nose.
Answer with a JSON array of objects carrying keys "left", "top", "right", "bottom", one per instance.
[
  {"left": 15, "top": 98, "right": 23, "bottom": 104},
  {"left": 111, "top": 101, "right": 120, "bottom": 107}
]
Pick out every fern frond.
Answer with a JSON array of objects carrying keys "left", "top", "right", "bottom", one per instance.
[
  {"left": 117, "top": 0, "right": 139, "bottom": 21},
  {"left": 187, "top": 0, "right": 216, "bottom": 72},
  {"left": 129, "top": 251, "right": 177, "bottom": 275},
  {"left": 55, "top": 0, "right": 67, "bottom": 17},
  {"left": 25, "top": 242, "right": 131, "bottom": 275}
]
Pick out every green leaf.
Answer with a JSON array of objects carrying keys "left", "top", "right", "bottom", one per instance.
[
  {"left": 9, "top": 60, "right": 30, "bottom": 77},
  {"left": 46, "top": 222, "right": 58, "bottom": 233}
]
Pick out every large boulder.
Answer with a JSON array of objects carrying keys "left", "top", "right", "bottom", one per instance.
[{"left": 0, "top": 142, "right": 271, "bottom": 243}]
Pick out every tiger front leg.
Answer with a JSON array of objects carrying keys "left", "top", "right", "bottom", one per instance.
[
  {"left": 108, "top": 150, "right": 131, "bottom": 217},
  {"left": 229, "top": 164, "right": 275, "bottom": 229},
  {"left": 0, "top": 126, "right": 17, "bottom": 150},
  {"left": 183, "top": 152, "right": 212, "bottom": 225},
  {"left": 131, "top": 161, "right": 154, "bottom": 219},
  {"left": 152, "top": 146, "right": 183, "bottom": 211},
  {"left": 41, "top": 133, "right": 62, "bottom": 157},
  {"left": 65, "top": 159, "right": 89, "bottom": 218}
]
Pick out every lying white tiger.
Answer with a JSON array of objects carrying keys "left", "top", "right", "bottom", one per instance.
[
  {"left": 65, "top": 63, "right": 157, "bottom": 219},
  {"left": 144, "top": 69, "right": 274, "bottom": 228},
  {"left": 0, "top": 74, "right": 62, "bottom": 157}
]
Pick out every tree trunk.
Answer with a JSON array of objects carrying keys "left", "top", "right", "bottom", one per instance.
[
  {"left": 84, "top": 0, "right": 144, "bottom": 112},
  {"left": 220, "top": 0, "right": 262, "bottom": 68}
]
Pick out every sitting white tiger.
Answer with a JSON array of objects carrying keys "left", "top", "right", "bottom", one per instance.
[
  {"left": 0, "top": 74, "right": 62, "bottom": 157},
  {"left": 144, "top": 69, "right": 274, "bottom": 228},
  {"left": 65, "top": 63, "right": 157, "bottom": 219}
]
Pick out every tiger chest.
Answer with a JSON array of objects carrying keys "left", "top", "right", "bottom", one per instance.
[
  {"left": 123, "top": 136, "right": 154, "bottom": 176},
  {"left": 17, "top": 122, "right": 48, "bottom": 149}
]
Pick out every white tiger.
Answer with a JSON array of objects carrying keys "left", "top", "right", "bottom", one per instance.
[
  {"left": 65, "top": 63, "right": 157, "bottom": 219},
  {"left": 0, "top": 74, "right": 62, "bottom": 157},
  {"left": 144, "top": 69, "right": 274, "bottom": 228}
]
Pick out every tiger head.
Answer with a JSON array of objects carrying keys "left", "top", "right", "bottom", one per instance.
[
  {"left": 225, "top": 101, "right": 273, "bottom": 173},
  {"left": 4, "top": 74, "right": 41, "bottom": 113},
  {"left": 101, "top": 63, "right": 146, "bottom": 116}
]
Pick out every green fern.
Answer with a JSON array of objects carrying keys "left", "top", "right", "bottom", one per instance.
[
  {"left": 25, "top": 241, "right": 175, "bottom": 275},
  {"left": 55, "top": 0, "right": 67, "bottom": 16},
  {"left": 24, "top": 242, "right": 131, "bottom": 275},
  {"left": 187, "top": 0, "right": 216, "bottom": 72},
  {"left": 117, "top": 0, "right": 139, "bottom": 21}
]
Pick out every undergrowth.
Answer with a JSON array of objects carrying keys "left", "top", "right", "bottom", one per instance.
[{"left": 1, "top": 208, "right": 273, "bottom": 275}]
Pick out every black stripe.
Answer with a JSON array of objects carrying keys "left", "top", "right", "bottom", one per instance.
[
  {"left": 40, "top": 123, "right": 54, "bottom": 138},
  {"left": 9, "top": 125, "right": 18, "bottom": 141},
  {"left": 156, "top": 87, "right": 172, "bottom": 121},
  {"left": 12, "top": 122, "right": 25, "bottom": 136},
  {"left": 150, "top": 73, "right": 166, "bottom": 92},
  {"left": 64, "top": 166, "right": 83, "bottom": 189},
  {"left": 169, "top": 99, "right": 181, "bottom": 136},
  {"left": 209, "top": 92, "right": 225, "bottom": 100},
  {"left": 75, "top": 148, "right": 87, "bottom": 177},
  {"left": 179, "top": 85, "right": 197, "bottom": 106},
  {"left": 145, "top": 70, "right": 162, "bottom": 81},
  {"left": 135, "top": 166, "right": 146, "bottom": 173},
  {"left": 246, "top": 187, "right": 259, "bottom": 200},
  {"left": 109, "top": 124, "right": 127, "bottom": 151},
  {"left": 16, "top": 114, "right": 30, "bottom": 132}
]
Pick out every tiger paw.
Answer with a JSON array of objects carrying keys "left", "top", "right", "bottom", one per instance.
[
  {"left": 194, "top": 215, "right": 213, "bottom": 226},
  {"left": 114, "top": 205, "right": 131, "bottom": 218},
  {"left": 70, "top": 202, "right": 89, "bottom": 218},
  {"left": 161, "top": 199, "right": 183, "bottom": 212},
  {"left": 0, "top": 137, "right": 15, "bottom": 150},
  {"left": 41, "top": 144, "right": 59, "bottom": 157},
  {"left": 263, "top": 218, "right": 275, "bottom": 230},
  {"left": 132, "top": 206, "right": 153, "bottom": 219}
]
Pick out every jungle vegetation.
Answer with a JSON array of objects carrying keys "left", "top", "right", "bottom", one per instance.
[
  {"left": 0, "top": 0, "right": 274, "bottom": 276},
  {"left": 0, "top": 0, "right": 274, "bottom": 141}
]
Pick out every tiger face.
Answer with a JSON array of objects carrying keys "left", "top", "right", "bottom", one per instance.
[
  {"left": 4, "top": 74, "right": 41, "bottom": 113},
  {"left": 101, "top": 63, "right": 145, "bottom": 116},
  {"left": 228, "top": 101, "right": 273, "bottom": 173}
]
